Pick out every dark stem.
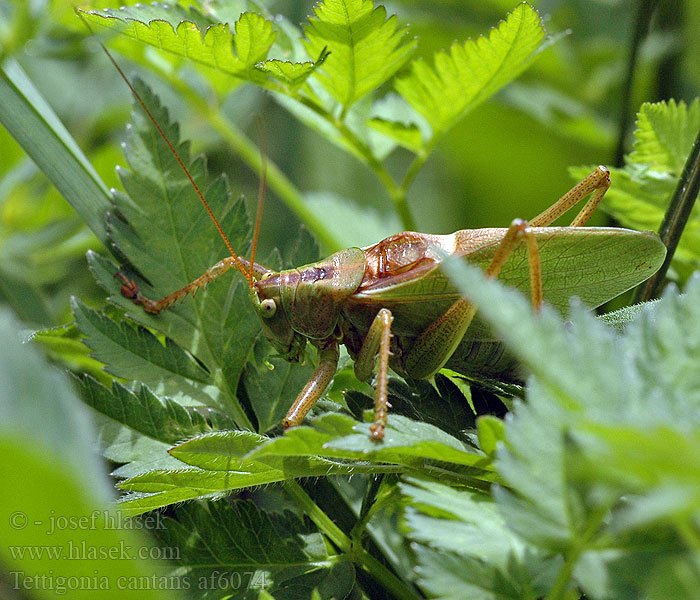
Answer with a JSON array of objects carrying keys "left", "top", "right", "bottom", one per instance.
[
  {"left": 613, "top": 0, "right": 659, "bottom": 167},
  {"left": 632, "top": 124, "right": 700, "bottom": 302}
]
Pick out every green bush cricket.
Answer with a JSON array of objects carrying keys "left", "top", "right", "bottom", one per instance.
[{"left": 99, "top": 40, "right": 666, "bottom": 442}]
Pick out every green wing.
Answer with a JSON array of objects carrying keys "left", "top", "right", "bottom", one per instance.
[{"left": 349, "top": 227, "right": 665, "bottom": 338}]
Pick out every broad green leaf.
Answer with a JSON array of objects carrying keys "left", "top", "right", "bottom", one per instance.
[
  {"left": 169, "top": 430, "right": 356, "bottom": 476},
  {"left": 85, "top": 79, "right": 262, "bottom": 426},
  {"left": 249, "top": 411, "right": 489, "bottom": 473},
  {"left": 303, "top": 0, "right": 416, "bottom": 110},
  {"left": 96, "top": 418, "right": 183, "bottom": 479},
  {"left": 395, "top": 2, "right": 547, "bottom": 136},
  {"left": 116, "top": 458, "right": 358, "bottom": 513},
  {"left": 116, "top": 404, "right": 493, "bottom": 514},
  {"left": 150, "top": 501, "right": 355, "bottom": 599},
  {"left": 324, "top": 414, "right": 486, "bottom": 467},
  {"left": 571, "top": 99, "right": 700, "bottom": 280}
]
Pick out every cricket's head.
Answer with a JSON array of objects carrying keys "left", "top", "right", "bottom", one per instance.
[{"left": 252, "top": 274, "right": 306, "bottom": 362}]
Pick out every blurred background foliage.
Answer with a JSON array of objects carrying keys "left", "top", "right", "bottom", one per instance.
[{"left": 0, "top": 0, "right": 698, "bottom": 332}]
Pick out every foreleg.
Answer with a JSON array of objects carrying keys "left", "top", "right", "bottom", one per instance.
[{"left": 283, "top": 339, "right": 340, "bottom": 429}]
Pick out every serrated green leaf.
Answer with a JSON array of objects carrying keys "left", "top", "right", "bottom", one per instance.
[
  {"left": 87, "top": 79, "right": 263, "bottom": 425},
  {"left": 597, "top": 299, "right": 660, "bottom": 332},
  {"left": 571, "top": 99, "right": 700, "bottom": 279},
  {"left": 257, "top": 46, "right": 330, "bottom": 91},
  {"left": 149, "top": 501, "right": 354, "bottom": 599},
  {"left": 116, "top": 456, "right": 355, "bottom": 509},
  {"left": 76, "top": 375, "right": 230, "bottom": 444},
  {"left": 395, "top": 2, "right": 547, "bottom": 136},
  {"left": 96, "top": 418, "right": 182, "bottom": 478},
  {"left": 440, "top": 254, "right": 700, "bottom": 593},
  {"left": 116, "top": 404, "right": 494, "bottom": 505},
  {"left": 325, "top": 414, "right": 485, "bottom": 467},
  {"left": 81, "top": 6, "right": 327, "bottom": 90},
  {"left": 168, "top": 429, "right": 268, "bottom": 469},
  {"left": 248, "top": 411, "right": 489, "bottom": 474},
  {"left": 303, "top": 0, "right": 416, "bottom": 110},
  {"left": 629, "top": 98, "right": 700, "bottom": 173},
  {"left": 30, "top": 323, "right": 111, "bottom": 384},
  {"left": 169, "top": 430, "right": 357, "bottom": 480},
  {"left": 82, "top": 7, "right": 266, "bottom": 82},
  {"left": 72, "top": 297, "right": 213, "bottom": 394},
  {"left": 367, "top": 117, "right": 423, "bottom": 153},
  {"left": 401, "top": 478, "right": 555, "bottom": 599},
  {"left": 402, "top": 478, "right": 522, "bottom": 563}
]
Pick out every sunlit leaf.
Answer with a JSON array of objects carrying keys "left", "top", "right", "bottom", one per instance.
[
  {"left": 395, "top": 2, "right": 547, "bottom": 136},
  {"left": 303, "top": 0, "right": 416, "bottom": 110},
  {"left": 81, "top": 6, "right": 315, "bottom": 86}
]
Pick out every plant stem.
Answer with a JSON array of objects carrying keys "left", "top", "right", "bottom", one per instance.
[
  {"left": 297, "top": 96, "right": 418, "bottom": 231},
  {"left": 613, "top": 0, "right": 659, "bottom": 167},
  {"left": 632, "top": 122, "right": 700, "bottom": 302},
  {"left": 545, "top": 503, "right": 610, "bottom": 600},
  {"left": 284, "top": 480, "right": 424, "bottom": 600},
  {"left": 353, "top": 474, "right": 385, "bottom": 540}
]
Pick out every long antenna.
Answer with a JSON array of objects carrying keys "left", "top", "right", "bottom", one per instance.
[
  {"left": 249, "top": 119, "right": 267, "bottom": 284},
  {"left": 78, "top": 11, "right": 253, "bottom": 288}
]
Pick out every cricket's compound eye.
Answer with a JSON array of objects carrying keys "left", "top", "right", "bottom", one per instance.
[{"left": 260, "top": 298, "right": 277, "bottom": 318}]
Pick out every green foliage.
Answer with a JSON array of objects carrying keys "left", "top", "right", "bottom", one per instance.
[
  {"left": 571, "top": 99, "right": 700, "bottom": 281},
  {"left": 78, "top": 0, "right": 552, "bottom": 234},
  {"left": 150, "top": 501, "right": 356, "bottom": 599},
  {"left": 433, "top": 257, "right": 700, "bottom": 599},
  {"left": 395, "top": 2, "right": 546, "bottom": 138},
  {"left": 303, "top": 0, "right": 416, "bottom": 110},
  {"left": 82, "top": 6, "right": 317, "bottom": 87},
  {"left": 0, "top": 307, "right": 174, "bottom": 600}
]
